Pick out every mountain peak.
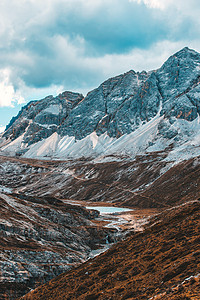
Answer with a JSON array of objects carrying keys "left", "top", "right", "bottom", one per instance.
[
  {"left": 160, "top": 47, "right": 200, "bottom": 66},
  {"left": 160, "top": 46, "right": 200, "bottom": 74},
  {"left": 173, "top": 46, "right": 200, "bottom": 59}
]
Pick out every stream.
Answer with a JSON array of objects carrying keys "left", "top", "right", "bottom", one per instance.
[
  {"left": 63, "top": 199, "right": 149, "bottom": 259},
  {"left": 86, "top": 206, "right": 133, "bottom": 215},
  {"left": 86, "top": 205, "right": 135, "bottom": 259}
]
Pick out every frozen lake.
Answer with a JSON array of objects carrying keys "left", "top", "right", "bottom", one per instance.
[{"left": 86, "top": 206, "right": 133, "bottom": 215}]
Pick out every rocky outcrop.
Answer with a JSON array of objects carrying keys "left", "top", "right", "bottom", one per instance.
[
  {"left": 59, "top": 70, "right": 149, "bottom": 138},
  {"left": 0, "top": 191, "right": 115, "bottom": 299},
  {"left": 2, "top": 91, "right": 84, "bottom": 147}
]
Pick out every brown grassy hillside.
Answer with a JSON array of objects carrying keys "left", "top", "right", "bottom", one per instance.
[{"left": 22, "top": 200, "right": 200, "bottom": 300}]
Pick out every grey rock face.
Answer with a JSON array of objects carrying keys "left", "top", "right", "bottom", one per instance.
[
  {"left": 2, "top": 47, "right": 200, "bottom": 153},
  {"left": 3, "top": 91, "right": 84, "bottom": 144},
  {"left": 107, "top": 72, "right": 161, "bottom": 137},
  {"left": 59, "top": 70, "right": 149, "bottom": 138},
  {"left": 0, "top": 189, "right": 115, "bottom": 298},
  {"left": 157, "top": 47, "right": 200, "bottom": 122}
]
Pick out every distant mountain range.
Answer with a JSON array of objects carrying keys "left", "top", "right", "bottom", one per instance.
[{"left": 1, "top": 47, "right": 200, "bottom": 162}]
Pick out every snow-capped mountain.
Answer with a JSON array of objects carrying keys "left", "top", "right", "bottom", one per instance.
[{"left": 1, "top": 47, "right": 200, "bottom": 162}]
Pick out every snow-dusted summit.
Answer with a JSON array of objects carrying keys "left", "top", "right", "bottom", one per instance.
[{"left": 1, "top": 47, "right": 200, "bottom": 161}]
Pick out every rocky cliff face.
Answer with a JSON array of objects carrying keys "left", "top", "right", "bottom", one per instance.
[
  {"left": 2, "top": 91, "right": 84, "bottom": 151},
  {"left": 0, "top": 188, "right": 115, "bottom": 299},
  {"left": 1, "top": 47, "right": 200, "bottom": 161}
]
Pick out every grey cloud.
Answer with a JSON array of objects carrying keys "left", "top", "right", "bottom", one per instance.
[
  {"left": 0, "top": 0, "right": 169, "bottom": 91},
  {"left": 0, "top": 0, "right": 200, "bottom": 94}
]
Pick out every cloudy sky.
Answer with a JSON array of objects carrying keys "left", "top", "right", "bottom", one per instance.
[{"left": 0, "top": 0, "right": 200, "bottom": 131}]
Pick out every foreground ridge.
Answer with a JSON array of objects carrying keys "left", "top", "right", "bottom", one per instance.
[{"left": 21, "top": 201, "right": 200, "bottom": 300}]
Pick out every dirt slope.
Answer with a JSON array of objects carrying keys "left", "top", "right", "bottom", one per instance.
[{"left": 22, "top": 200, "right": 200, "bottom": 300}]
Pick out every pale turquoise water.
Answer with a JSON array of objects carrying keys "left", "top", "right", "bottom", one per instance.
[{"left": 86, "top": 206, "right": 133, "bottom": 214}]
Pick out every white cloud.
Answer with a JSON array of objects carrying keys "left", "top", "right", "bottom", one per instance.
[
  {"left": 129, "top": 0, "right": 173, "bottom": 10},
  {"left": 0, "top": 69, "right": 24, "bottom": 107},
  {"left": 0, "top": 125, "right": 6, "bottom": 133},
  {"left": 81, "top": 40, "right": 188, "bottom": 79},
  {"left": 129, "top": 0, "right": 200, "bottom": 15}
]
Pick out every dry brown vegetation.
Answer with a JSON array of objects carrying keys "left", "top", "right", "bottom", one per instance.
[{"left": 22, "top": 201, "right": 200, "bottom": 300}]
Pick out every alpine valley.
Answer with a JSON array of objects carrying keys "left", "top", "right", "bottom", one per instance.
[{"left": 0, "top": 47, "right": 200, "bottom": 299}]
